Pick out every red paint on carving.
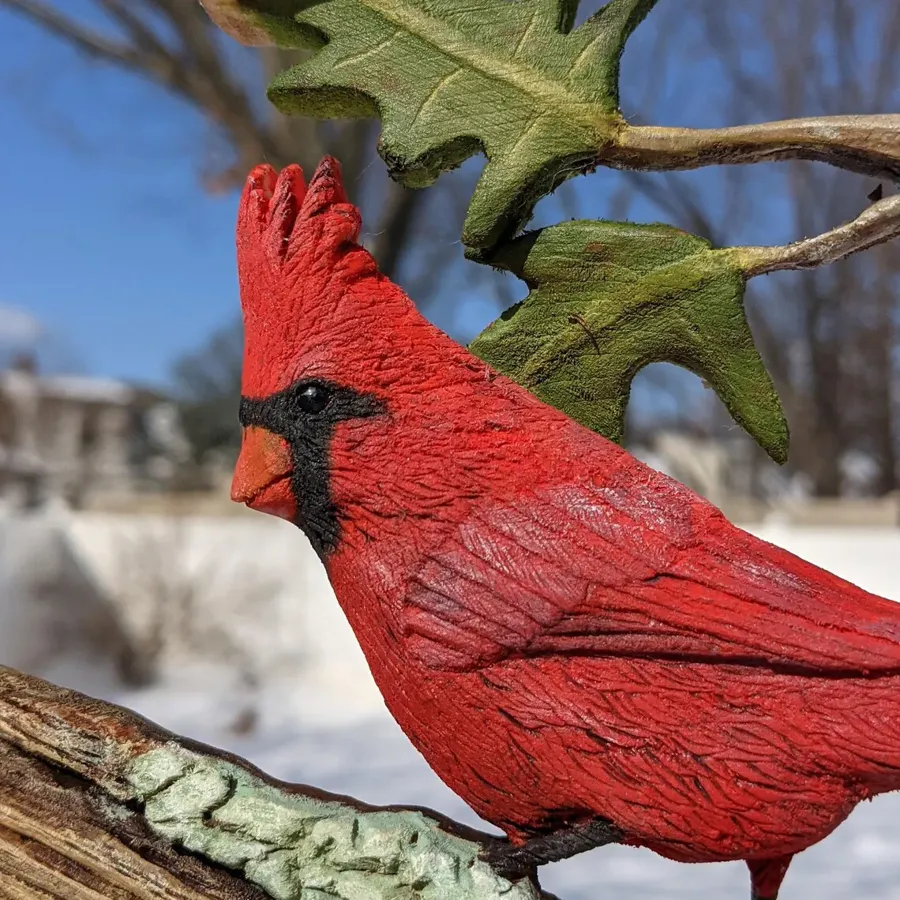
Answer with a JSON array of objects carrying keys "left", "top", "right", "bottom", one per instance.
[{"left": 234, "top": 159, "right": 900, "bottom": 900}]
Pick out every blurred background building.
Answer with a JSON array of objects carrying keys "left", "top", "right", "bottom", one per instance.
[{"left": 0, "top": 352, "right": 188, "bottom": 510}]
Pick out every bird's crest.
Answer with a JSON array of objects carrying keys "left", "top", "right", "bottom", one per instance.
[
  {"left": 238, "top": 156, "right": 364, "bottom": 273},
  {"left": 236, "top": 157, "right": 390, "bottom": 397}
]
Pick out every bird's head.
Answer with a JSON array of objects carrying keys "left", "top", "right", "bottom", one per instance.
[{"left": 231, "top": 158, "right": 484, "bottom": 558}]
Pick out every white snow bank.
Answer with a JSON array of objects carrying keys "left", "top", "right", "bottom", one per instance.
[
  {"left": 0, "top": 511, "right": 126, "bottom": 696},
  {"left": 64, "top": 511, "right": 385, "bottom": 726},
  {"left": 63, "top": 514, "right": 900, "bottom": 726},
  {"left": 749, "top": 522, "right": 900, "bottom": 600}
]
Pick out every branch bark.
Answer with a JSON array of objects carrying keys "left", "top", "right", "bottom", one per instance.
[
  {"left": 736, "top": 194, "right": 900, "bottom": 277},
  {"left": 0, "top": 666, "right": 547, "bottom": 900},
  {"left": 614, "top": 116, "right": 900, "bottom": 183}
]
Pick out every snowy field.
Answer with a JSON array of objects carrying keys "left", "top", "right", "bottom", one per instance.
[{"left": 3, "top": 511, "right": 900, "bottom": 899}]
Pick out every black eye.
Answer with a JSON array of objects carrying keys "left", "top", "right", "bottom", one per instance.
[{"left": 297, "top": 382, "right": 331, "bottom": 414}]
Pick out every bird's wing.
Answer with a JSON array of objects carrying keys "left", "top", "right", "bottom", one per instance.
[{"left": 402, "top": 459, "right": 900, "bottom": 673}]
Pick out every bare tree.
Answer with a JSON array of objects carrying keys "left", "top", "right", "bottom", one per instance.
[
  {"left": 0, "top": 0, "right": 521, "bottom": 341},
  {"left": 170, "top": 319, "right": 244, "bottom": 467},
  {"left": 0, "top": 0, "right": 442, "bottom": 281},
  {"left": 108, "top": 511, "right": 285, "bottom": 737}
]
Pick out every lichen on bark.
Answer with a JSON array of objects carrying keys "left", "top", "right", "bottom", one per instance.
[{"left": 128, "top": 744, "right": 541, "bottom": 900}]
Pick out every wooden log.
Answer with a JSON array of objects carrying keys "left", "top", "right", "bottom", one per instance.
[{"left": 0, "top": 667, "right": 547, "bottom": 900}]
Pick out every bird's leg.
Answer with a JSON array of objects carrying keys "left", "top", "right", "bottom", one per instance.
[
  {"left": 747, "top": 854, "right": 794, "bottom": 900},
  {"left": 481, "top": 818, "right": 623, "bottom": 880}
]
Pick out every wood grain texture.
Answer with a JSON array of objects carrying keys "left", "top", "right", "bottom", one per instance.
[
  {"left": 0, "top": 740, "right": 264, "bottom": 900},
  {"left": 0, "top": 668, "right": 546, "bottom": 900}
]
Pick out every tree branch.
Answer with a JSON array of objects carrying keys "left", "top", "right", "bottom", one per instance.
[
  {"left": 0, "top": 666, "right": 548, "bottom": 900},
  {"left": 614, "top": 116, "right": 900, "bottom": 183},
  {"left": 0, "top": 0, "right": 140, "bottom": 66},
  {"left": 736, "top": 194, "right": 900, "bottom": 277},
  {"left": 1, "top": 0, "right": 249, "bottom": 130}
]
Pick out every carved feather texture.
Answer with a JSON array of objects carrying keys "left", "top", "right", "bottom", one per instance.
[
  {"left": 404, "top": 472, "right": 900, "bottom": 673},
  {"left": 235, "top": 161, "right": 900, "bottom": 897},
  {"left": 327, "top": 382, "right": 900, "bottom": 876},
  {"left": 237, "top": 157, "right": 391, "bottom": 400}
]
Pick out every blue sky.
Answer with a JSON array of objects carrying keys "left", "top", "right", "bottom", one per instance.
[{"left": 0, "top": 4, "right": 243, "bottom": 385}]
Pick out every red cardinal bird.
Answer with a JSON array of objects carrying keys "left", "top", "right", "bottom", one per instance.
[{"left": 231, "top": 158, "right": 900, "bottom": 900}]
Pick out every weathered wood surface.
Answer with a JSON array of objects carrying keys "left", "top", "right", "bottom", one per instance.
[{"left": 0, "top": 667, "right": 545, "bottom": 900}]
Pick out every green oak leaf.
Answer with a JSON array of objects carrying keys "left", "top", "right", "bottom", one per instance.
[
  {"left": 253, "top": 0, "right": 659, "bottom": 250},
  {"left": 469, "top": 221, "right": 789, "bottom": 463}
]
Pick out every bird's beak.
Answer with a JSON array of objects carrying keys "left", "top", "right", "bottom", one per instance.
[{"left": 231, "top": 426, "right": 297, "bottom": 521}]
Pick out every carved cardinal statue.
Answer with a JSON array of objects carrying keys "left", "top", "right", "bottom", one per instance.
[{"left": 231, "top": 158, "right": 900, "bottom": 900}]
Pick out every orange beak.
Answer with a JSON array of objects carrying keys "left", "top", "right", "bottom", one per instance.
[{"left": 231, "top": 426, "right": 298, "bottom": 521}]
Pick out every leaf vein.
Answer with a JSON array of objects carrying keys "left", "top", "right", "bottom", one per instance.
[
  {"left": 570, "top": 33, "right": 601, "bottom": 77},
  {"left": 331, "top": 32, "right": 398, "bottom": 70},
  {"left": 506, "top": 111, "right": 549, "bottom": 161},
  {"left": 359, "top": 0, "right": 600, "bottom": 133},
  {"left": 513, "top": 8, "right": 539, "bottom": 57},
  {"left": 410, "top": 67, "right": 466, "bottom": 129}
]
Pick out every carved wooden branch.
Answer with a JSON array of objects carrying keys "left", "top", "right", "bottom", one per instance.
[
  {"left": 0, "top": 667, "right": 548, "bottom": 900},
  {"left": 614, "top": 116, "right": 900, "bottom": 183},
  {"left": 736, "top": 194, "right": 900, "bottom": 276},
  {"left": 197, "top": 1, "right": 900, "bottom": 188}
]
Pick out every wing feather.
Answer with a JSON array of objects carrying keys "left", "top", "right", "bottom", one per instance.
[{"left": 402, "top": 465, "right": 900, "bottom": 673}]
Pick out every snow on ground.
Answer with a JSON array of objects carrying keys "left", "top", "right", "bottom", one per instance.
[{"left": 5, "top": 512, "right": 900, "bottom": 898}]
